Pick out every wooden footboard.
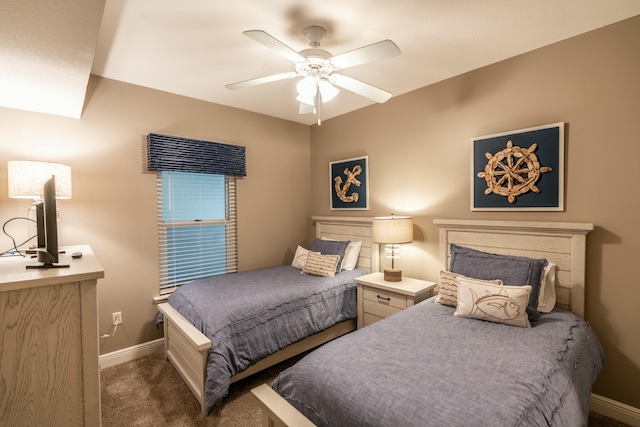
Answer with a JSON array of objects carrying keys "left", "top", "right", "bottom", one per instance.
[
  {"left": 252, "top": 384, "right": 315, "bottom": 427},
  {"left": 158, "top": 302, "right": 356, "bottom": 416},
  {"left": 157, "top": 302, "right": 211, "bottom": 415}
]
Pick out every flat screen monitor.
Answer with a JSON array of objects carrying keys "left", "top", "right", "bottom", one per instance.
[
  {"left": 35, "top": 201, "right": 45, "bottom": 248},
  {"left": 26, "top": 175, "right": 69, "bottom": 269}
]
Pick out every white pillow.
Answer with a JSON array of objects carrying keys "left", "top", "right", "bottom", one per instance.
[
  {"left": 455, "top": 279, "right": 531, "bottom": 328},
  {"left": 342, "top": 241, "right": 362, "bottom": 270},
  {"left": 537, "top": 262, "right": 557, "bottom": 313},
  {"left": 321, "top": 237, "right": 362, "bottom": 270},
  {"left": 291, "top": 245, "right": 309, "bottom": 270}
]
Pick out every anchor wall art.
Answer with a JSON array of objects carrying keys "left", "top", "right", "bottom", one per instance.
[
  {"left": 330, "top": 156, "right": 369, "bottom": 210},
  {"left": 471, "top": 122, "right": 564, "bottom": 211}
]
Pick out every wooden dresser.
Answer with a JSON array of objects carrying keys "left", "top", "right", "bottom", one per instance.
[{"left": 0, "top": 245, "right": 104, "bottom": 426}]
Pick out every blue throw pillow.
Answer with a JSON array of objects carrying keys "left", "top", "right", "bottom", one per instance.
[
  {"left": 449, "top": 244, "right": 547, "bottom": 321},
  {"left": 310, "top": 238, "right": 351, "bottom": 273}
]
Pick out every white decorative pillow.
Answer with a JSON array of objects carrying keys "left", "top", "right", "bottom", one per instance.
[
  {"left": 291, "top": 245, "right": 310, "bottom": 270},
  {"left": 455, "top": 279, "right": 532, "bottom": 328},
  {"left": 302, "top": 252, "right": 340, "bottom": 277},
  {"left": 435, "top": 271, "right": 503, "bottom": 307},
  {"left": 537, "top": 262, "right": 557, "bottom": 313},
  {"left": 342, "top": 241, "right": 362, "bottom": 270},
  {"left": 321, "top": 238, "right": 362, "bottom": 270}
]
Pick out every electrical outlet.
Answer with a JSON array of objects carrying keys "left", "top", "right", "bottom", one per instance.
[{"left": 112, "top": 311, "right": 122, "bottom": 326}]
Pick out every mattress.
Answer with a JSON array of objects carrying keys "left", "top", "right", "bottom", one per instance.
[
  {"left": 165, "top": 265, "right": 363, "bottom": 413},
  {"left": 272, "top": 296, "right": 605, "bottom": 426}
]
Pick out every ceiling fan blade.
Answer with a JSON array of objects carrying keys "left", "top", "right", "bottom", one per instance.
[
  {"left": 329, "top": 40, "right": 400, "bottom": 70},
  {"left": 299, "top": 102, "right": 314, "bottom": 114},
  {"left": 243, "top": 30, "right": 306, "bottom": 63},
  {"left": 226, "top": 72, "right": 297, "bottom": 90},
  {"left": 329, "top": 74, "right": 393, "bottom": 103}
]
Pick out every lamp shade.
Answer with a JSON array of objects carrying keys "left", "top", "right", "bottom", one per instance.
[
  {"left": 8, "top": 161, "right": 72, "bottom": 199},
  {"left": 372, "top": 216, "right": 413, "bottom": 244}
]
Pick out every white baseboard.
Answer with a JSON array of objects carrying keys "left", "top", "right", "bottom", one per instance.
[
  {"left": 591, "top": 394, "right": 640, "bottom": 427},
  {"left": 99, "top": 338, "right": 164, "bottom": 370}
]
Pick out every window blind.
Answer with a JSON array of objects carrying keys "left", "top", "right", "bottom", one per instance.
[{"left": 156, "top": 172, "right": 238, "bottom": 294}]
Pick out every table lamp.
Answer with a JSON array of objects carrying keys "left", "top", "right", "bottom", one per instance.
[
  {"left": 7, "top": 161, "right": 72, "bottom": 247},
  {"left": 372, "top": 215, "right": 413, "bottom": 282}
]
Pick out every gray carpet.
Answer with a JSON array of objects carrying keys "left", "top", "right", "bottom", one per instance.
[{"left": 101, "top": 351, "right": 627, "bottom": 426}]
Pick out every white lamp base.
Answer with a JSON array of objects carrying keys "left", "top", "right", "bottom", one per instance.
[{"left": 383, "top": 269, "right": 402, "bottom": 282}]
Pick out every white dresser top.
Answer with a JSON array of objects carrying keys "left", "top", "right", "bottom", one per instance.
[{"left": 0, "top": 245, "right": 104, "bottom": 292}]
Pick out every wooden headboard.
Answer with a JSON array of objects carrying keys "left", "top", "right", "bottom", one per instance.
[
  {"left": 312, "top": 216, "right": 380, "bottom": 274},
  {"left": 434, "top": 219, "right": 593, "bottom": 318}
]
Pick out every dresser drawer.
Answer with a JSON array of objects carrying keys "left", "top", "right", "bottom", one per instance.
[
  {"left": 363, "top": 299, "right": 402, "bottom": 319},
  {"left": 363, "top": 287, "right": 407, "bottom": 309}
]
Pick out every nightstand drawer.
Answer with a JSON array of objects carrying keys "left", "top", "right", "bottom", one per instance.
[
  {"left": 363, "top": 288, "right": 407, "bottom": 310},
  {"left": 363, "top": 312, "right": 384, "bottom": 326},
  {"left": 363, "top": 299, "right": 402, "bottom": 319}
]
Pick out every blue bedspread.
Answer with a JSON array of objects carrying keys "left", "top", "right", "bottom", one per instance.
[
  {"left": 165, "top": 265, "right": 362, "bottom": 414},
  {"left": 273, "top": 297, "right": 605, "bottom": 426}
]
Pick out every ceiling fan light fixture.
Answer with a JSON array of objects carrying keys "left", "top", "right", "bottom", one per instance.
[
  {"left": 296, "top": 76, "right": 315, "bottom": 95},
  {"left": 296, "top": 76, "right": 317, "bottom": 105},
  {"left": 296, "top": 92, "right": 315, "bottom": 106},
  {"left": 318, "top": 80, "right": 339, "bottom": 103}
]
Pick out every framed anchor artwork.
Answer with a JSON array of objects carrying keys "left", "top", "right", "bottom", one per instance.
[
  {"left": 330, "top": 156, "right": 369, "bottom": 210},
  {"left": 471, "top": 122, "right": 564, "bottom": 211}
]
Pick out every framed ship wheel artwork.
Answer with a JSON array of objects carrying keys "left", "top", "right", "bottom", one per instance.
[
  {"left": 471, "top": 122, "right": 564, "bottom": 211},
  {"left": 330, "top": 156, "right": 369, "bottom": 210}
]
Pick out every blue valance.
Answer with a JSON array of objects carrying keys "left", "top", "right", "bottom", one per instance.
[{"left": 147, "top": 133, "right": 246, "bottom": 177}]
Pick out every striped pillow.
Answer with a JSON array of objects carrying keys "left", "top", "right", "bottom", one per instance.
[
  {"left": 435, "top": 270, "right": 503, "bottom": 307},
  {"left": 302, "top": 252, "right": 341, "bottom": 277}
]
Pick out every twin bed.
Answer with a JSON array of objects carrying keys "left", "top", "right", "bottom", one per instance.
[
  {"left": 156, "top": 216, "right": 378, "bottom": 415},
  {"left": 251, "top": 218, "right": 605, "bottom": 426},
  {"left": 157, "top": 217, "right": 605, "bottom": 426}
]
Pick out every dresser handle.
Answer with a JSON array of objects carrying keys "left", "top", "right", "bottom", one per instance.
[{"left": 377, "top": 295, "right": 391, "bottom": 304}]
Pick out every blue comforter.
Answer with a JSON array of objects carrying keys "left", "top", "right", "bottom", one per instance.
[
  {"left": 273, "top": 297, "right": 605, "bottom": 426},
  {"left": 166, "top": 265, "right": 362, "bottom": 414}
]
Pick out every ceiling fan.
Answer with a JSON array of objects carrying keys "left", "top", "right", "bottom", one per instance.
[{"left": 225, "top": 26, "right": 401, "bottom": 124}]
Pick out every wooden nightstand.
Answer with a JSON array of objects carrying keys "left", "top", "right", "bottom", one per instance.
[{"left": 355, "top": 272, "right": 436, "bottom": 329}]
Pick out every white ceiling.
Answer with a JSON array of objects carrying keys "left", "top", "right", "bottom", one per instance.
[
  {"left": 0, "top": 0, "right": 105, "bottom": 118},
  {"left": 3, "top": 1, "right": 640, "bottom": 125}
]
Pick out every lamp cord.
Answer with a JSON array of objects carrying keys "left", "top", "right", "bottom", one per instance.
[{"left": 1, "top": 217, "right": 36, "bottom": 257}]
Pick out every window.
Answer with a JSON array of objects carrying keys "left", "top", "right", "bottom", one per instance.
[
  {"left": 147, "top": 132, "right": 245, "bottom": 295},
  {"left": 156, "top": 171, "right": 237, "bottom": 294}
]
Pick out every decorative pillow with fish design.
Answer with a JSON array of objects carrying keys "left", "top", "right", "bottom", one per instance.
[
  {"left": 455, "top": 278, "right": 532, "bottom": 328},
  {"left": 435, "top": 271, "right": 504, "bottom": 307},
  {"left": 448, "top": 244, "right": 547, "bottom": 322}
]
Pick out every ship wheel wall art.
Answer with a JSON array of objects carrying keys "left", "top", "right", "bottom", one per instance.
[
  {"left": 330, "top": 156, "right": 369, "bottom": 210},
  {"left": 471, "top": 123, "right": 564, "bottom": 211}
]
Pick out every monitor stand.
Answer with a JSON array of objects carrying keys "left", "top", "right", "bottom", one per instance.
[{"left": 26, "top": 263, "right": 70, "bottom": 269}]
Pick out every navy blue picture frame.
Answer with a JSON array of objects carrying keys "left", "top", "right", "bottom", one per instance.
[
  {"left": 471, "top": 123, "right": 564, "bottom": 211},
  {"left": 330, "top": 156, "right": 369, "bottom": 210}
]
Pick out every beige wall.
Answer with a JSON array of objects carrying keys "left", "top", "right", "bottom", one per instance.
[
  {"left": 0, "top": 76, "right": 310, "bottom": 354},
  {"left": 310, "top": 16, "right": 640, "bottom": 409}
]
